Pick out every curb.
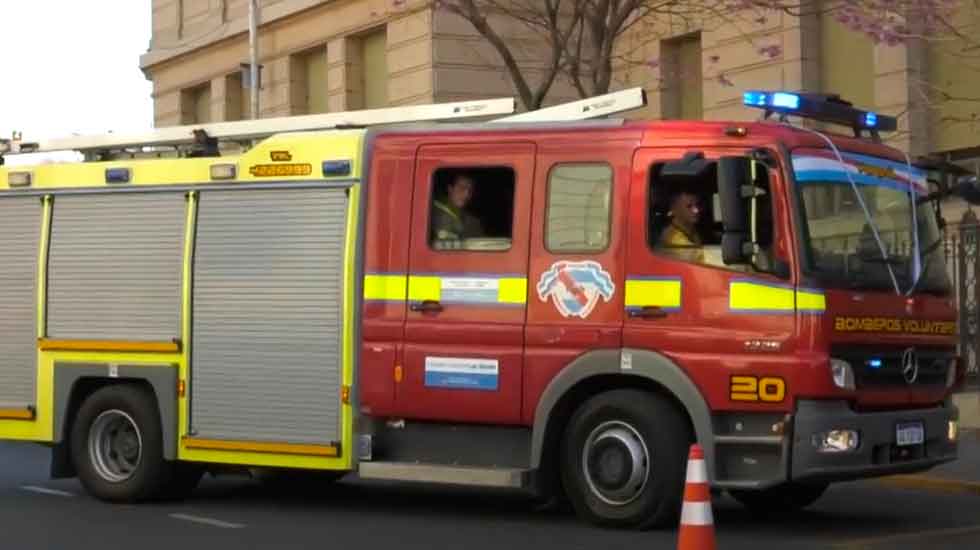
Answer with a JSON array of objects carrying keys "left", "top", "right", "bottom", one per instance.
[{"left": 875, "top": 475, "right": 980, "bottom": 497}]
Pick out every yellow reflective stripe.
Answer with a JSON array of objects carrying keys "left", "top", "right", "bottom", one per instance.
[
  {"left": 37, "top": 339, "right": 181, "bottom": 353},
  {"left": 0, "top": 408, "right": 35, "bottom": 421},
  {"left": 183, "top": 437, "right": 339, "bottom": 457},
  {"left": 408, "top": 276, "right": 442, "bottom": 302},
  {"left": 729, "top": 281, "right": 795, "bottom": 312},
  {"left": 433, "top": 200, "right": 461, "bottom": 223},
  {"left": 797, "top": 289, "right": 827, "bottom": 312},
  {"left": 729, "top": 281, "right": 826, "bottom": 313},
  {"left": 625, "top": 278, "right": 682, "bottom": 309},
  {"left": 497, "top": 278, "right": 527, "bottom": 304},
  {"left": 363, "top": 274, "right": 407, "bottom": 301}
]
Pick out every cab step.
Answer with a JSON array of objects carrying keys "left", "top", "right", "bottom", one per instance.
[{"left": 358, "top": 461, "right": 529, "bottom": 488}]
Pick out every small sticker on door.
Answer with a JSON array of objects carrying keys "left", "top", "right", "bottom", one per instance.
[
  {"left": 441, "top": 277, "right": 499, "bottom": 304},
  {"left": 424, "top": 357, "right": 499, "bottom": 391},
  {"left": 536, "top": 260, "right": 615, "bottom": 319}
]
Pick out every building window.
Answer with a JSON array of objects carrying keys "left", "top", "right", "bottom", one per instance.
[
  {"left": 429, "top": 167, "right": 515, "bottom": 252},
  {"left": 293, "top": 45, "right": 328, "bottom": 115},
  {"left": 225, "top": 73, "right": 246, "bottom": 121},
  {"left": 361, "top": 27, "right": 388, "bottom": 109},
  {"left": 181, "top": 83, "right": 212, "bottom": 124},
  {"left": 545, "top": 163, "right": 613, "bottom": 253},
  {"left": 660, "top": 33, "right": 703, "bottom": 120}
]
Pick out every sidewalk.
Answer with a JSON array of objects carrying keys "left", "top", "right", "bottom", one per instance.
[{"left": 876, "top": 391, "right": 980, "bottom": 496}]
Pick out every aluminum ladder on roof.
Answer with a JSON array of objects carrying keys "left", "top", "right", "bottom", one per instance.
[{"left": 0, "top": 87, "right": 647, "bottom": 157}]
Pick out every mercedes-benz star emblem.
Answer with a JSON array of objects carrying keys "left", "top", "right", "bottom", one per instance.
[{"left": 901, "top": 347, "right": 919, "bottom": 384}]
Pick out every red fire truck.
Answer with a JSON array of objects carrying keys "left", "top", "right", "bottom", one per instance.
[{"left": 0, "top": 89, "right": 975, "bottom": 530}]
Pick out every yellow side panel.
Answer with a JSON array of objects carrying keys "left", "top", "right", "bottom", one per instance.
[
  {"left": 176, "top": 185, "right": 360, "bottom": 471},
  {"left": 0, "top": 130, "right": 366, "bottom": 190}
]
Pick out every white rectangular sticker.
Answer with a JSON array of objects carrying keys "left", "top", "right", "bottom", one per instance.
[
  {"left": 441, "top": 277, "right": 499, "bottom": 304},
  {"left": 424, "top": 357, "right": 499, "bottom": 391}
]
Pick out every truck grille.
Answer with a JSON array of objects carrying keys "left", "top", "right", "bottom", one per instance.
[{"left": 830, "top": 345, "right": 951, "bottom": 388}]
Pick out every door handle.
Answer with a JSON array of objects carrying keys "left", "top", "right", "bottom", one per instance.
[
  {"left": 628, "top": 306, "right": 669, "bottom": 319},
  {"left": 410, "top": 300, "right": 444, "bottom": 314}
]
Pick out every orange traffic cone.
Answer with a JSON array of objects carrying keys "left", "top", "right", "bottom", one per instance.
[{"left": 676, "top": 444, "right": 716, "bottom": 550}]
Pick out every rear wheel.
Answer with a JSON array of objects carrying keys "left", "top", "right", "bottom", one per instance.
[
  {"left": 70, "top": 384, "right": 175, "bottom": 502},
  {"left": 729, "top": 482, "right": 829, "bottom": 515},
  {"left": 560, "top": 389, "right": 692, "bottom": 530}
]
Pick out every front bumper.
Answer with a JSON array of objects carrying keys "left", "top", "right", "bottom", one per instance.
[{"left": 791, "top": 399, "right": 958, "bottom": 483}]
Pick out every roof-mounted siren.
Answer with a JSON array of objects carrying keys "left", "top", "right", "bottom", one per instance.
[{"left": 742, "top": 90, "right": 897, "bottom": 142}]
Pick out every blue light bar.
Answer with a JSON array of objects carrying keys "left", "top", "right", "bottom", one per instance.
[
  {"left": 742, "top": 89, "right": 898, "bottom": 135},
  {"left": 743, "top": 91, "right": 768, "bottom": 107},
  {"left": 868, "top": 358, "right": 883, "bottom": 369},
  {"left": 771, "top": 92, "right": 800, "bottom": 110}
]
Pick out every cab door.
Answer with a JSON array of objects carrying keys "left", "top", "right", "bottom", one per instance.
[
  {"left": 624, "top": 147, "right": 800, "bottom": 410},
  {"left": 397, "top": 142, "right": 535, "bottom": 425},
  {"left": 523, "top": 142, "right": 631, "bottom": 423}
]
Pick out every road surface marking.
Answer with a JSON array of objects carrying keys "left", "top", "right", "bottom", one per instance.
[
  {"left": 169, "top": 513, "right": 245, "bottom": 529},
  {"left": 20, "top": 485, "right": 74, "bottom": 497},
  {"left": 835, "top": 524, "right": 980, "bottom": 549}
]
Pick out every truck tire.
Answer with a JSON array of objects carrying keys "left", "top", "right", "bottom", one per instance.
[
  {"left": 70, "top": 384, "right": 175, "bottom": 502},
  {"left": 729, "top": 482, "right": 828, "bottom": 515},
  {"left": 560, "top": 389, "right": 692, "bottom": 530}
]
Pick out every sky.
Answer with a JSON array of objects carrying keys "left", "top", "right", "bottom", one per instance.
[{"left": 0, "top": 1, "right": 153, "bottom": 165}]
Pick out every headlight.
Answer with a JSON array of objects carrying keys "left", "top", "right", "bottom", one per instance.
[
  {"left": 830, "top": 358, "right": 855, "bottom": 390},
  {"left": 812, "top": 430, "right": 860, "bottom": 453}
]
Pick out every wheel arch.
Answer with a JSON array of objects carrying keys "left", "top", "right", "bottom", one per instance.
[
  {"left": 530, "top": 348, "right": 714, "bottom": 482},
  {"left": 51, "top": 363, "right": 178, "bottom": 479}
]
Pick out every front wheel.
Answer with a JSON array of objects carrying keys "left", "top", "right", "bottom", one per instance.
[
  {"left": 560, "top": 389, "right": 692, "bottom": 530},
  {"left": 729, "top": 482, "right": 829, "bottom": 515}
]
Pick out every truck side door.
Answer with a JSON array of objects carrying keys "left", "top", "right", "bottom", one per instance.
[
  {"left": 397, "top": 142, "right": 535, "bottom": 425},
  {"left": 624, "top": 147, "right": 800, "bottom": 412},
  {"left": 523, "top": 142, "right": 631, "bottom": 423}
]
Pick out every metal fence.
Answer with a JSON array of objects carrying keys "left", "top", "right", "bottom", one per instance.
[{"left": 944, "top": 210, "right": 980, "bottom": 383}]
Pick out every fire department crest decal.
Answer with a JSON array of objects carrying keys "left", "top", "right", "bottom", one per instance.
[{"left": 536, "top": 260, "right": 615, "bottom": 319}]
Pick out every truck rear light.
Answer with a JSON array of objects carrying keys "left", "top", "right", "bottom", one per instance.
[
  {"left": 830, "top": 358, "right": 855, "bottom": 390},
  {"left": 7, "top": 171, "right": 32, "bottom": 187},
  {"left": 210, "top": 163, "right": 237, "bottom": 180},
  {"left": 812, "top": 430, "right": 860, "bottom": 453}
]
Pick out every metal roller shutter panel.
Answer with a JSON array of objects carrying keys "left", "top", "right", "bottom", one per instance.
[
  {"left": 191, "top": 188, "right": 347, "bottom": 444},
  {"left": 0, "top": 197, "right": 40, "bottom": 408},
  {"left": 47, "top": 193, "right": 185, "bottom": 342}
]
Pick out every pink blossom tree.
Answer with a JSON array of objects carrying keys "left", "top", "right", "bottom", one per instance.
[{"left": 389, "top": 0, "right": 972, "bottom": 111}]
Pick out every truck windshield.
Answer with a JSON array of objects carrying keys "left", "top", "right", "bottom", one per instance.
[{"left": 793, "top": 148, "right": 950, "bottom": 294}]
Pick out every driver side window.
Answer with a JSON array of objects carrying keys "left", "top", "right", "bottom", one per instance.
[{"left": 648, "top": 157, "right": 776, "bottom": 274}]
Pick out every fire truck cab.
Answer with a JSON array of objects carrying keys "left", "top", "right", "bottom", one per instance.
[{"left": 0, "top": 89, "right": 977, "bottom": 530}]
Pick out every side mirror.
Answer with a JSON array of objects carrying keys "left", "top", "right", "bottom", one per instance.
[
  {"left": 955, "top": 176, "right": 980, "bottom": 205},
  {"left": 718, "top": 156, "right": 754, "bottom": 264}
]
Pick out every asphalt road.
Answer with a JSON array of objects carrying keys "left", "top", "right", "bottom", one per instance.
[{"left": 2, "top": 441, "right": 979, "bottom": 550}]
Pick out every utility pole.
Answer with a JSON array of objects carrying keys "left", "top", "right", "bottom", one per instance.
[{"left": 248, "top": 0, "right": 260, "bottom": 119}]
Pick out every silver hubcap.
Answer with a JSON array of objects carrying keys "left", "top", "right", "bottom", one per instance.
[
  {"left": 88, "top": 410, "right": 142, "bottom": 483},
  {"left": 581, "top": 421, "right": 650, "bottom": 506}
]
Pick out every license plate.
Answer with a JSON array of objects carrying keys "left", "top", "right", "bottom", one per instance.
[{"left": 896, "top": 422, "right": 925, "bottom": 446}]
